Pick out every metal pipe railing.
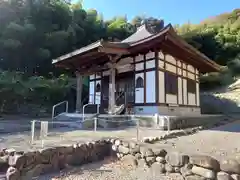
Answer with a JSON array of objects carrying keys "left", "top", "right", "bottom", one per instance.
[
  {"left": 52, "top": 101, "right": 68, "bottom": 120},
  {"left": 82, "top": 103, "right": 100, "bottom": 122}
]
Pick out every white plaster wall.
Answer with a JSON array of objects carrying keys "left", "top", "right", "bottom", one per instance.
[
  {"left": 159, "top": 60, "right": 164, "bottom": 68},
  {"left": 96, "top": 74, "right": 101, "bottom": 79},
  {"left": 117, "top": 64, "right": 134, "bottom": 73},
  {"left": 135, "top": 62, "right": 144, "bottom": 71},
  {"left": 177, "top": 60, "right": 181, "bottom": 67},
  {"left": 165, "top": 54, "right": 176, "bottom": 65},
  {"left": 196, "top": 83, "right": 200, "bottom": 106},
  {"left": 183, "top": 63, "right": 187, "bottom": 69},
  {"left": 146, "top": 51, "right": 155, "bottom": 59},
  {"left": 188, "top": 72, "right": 195, "bottom": 80},
  {"left": 158, "top": 71, "right": 165, "bottom": 103},
  {"left": 178, "top": 77, "right": 183, "bottom": 104},
  {"left": 188, "top": 93, "right": 196, "bottom": 105},
  {"left": 177, "top": 68, "right": 182, "bottom": 75},
  {"left": 183, "top": 79, "right": 187, "bottom": 105},
  {"left": 165, "top": 63, "right": 176, "bottom": 73},
  {"left": 183, "top": 70, "right": 187, "bottom": 77},
  {"left": 146, "top": 60, "right": 155, "bottom": 69},
  {"left": 90, "top": 75, "right": 95, "bottom": 80},
  {"left": 146, "top": 71, "right": 156, "bottom": 103},
  {"left": 159, "top": 51, "right": 164, "bottom": 59},
  {"left": 135, "top": 54, "right": 144, "bottom": 62},
  {"left": 187, "top": 64, "right": 195, "bottom": 73},
  {"left": 166, "top": 94, "right": 177, "bottom": 104},
  {"left": 95, "top": 80, "right": 101, "bottom": 104},
  {"left": 89, "top": 81, "right": 95, "bottom": 104},
  {"left": 135, "top": 73, "right": 144, "bottom": 103}
]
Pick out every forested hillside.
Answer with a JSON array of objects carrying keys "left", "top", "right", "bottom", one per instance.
[{"left": 0, "top": 0, "right": 239, "bottom": 115}]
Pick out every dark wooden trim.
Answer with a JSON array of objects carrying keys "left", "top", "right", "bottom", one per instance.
[
  {"left": 134, "top": 102, "right": 199, "bottom": 108},
  {"left": 181, "top": 62, "right": 184, "bottom": 105},
  {"left": 158, "top": 67, "right": 198, "bottom": 83},
  {"left": 176, "top": 60, "right": 179, "bottom": 104},
  {"left": 89, "top": 77, "right": 101, "bottom": 82},
  {"left": 135, "top": 67, "right": 156, "bottom": 73},
  {"left": 93, "top": 79, "right": 96, "bottom": 104},
  {"left": 158, "top": 57, "right": 197, "bottom": 76},
  {"left": 143, "top": 54, "right": 146, "bottom": 104},
  {"left": 163, "top": 54, "right": 166, "bottom": 103},
  {"left": 133, "top": 57, "right": 136, "bottom": 103},
  {"left": 186, "top": 67, "right": 188, "bottom": 105},
  {"left": 155, "top": 50, "right": 159, "bottom": 104},
  {"left": 194, "top": 68, "right": 198, "bottom": 105},
  {"left": 133, "top": 57, "right": 155, "bottom": 64}
]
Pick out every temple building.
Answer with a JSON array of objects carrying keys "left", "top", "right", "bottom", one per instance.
[{"left": 52, "top": 23, "right": 220, "bottom": 116}]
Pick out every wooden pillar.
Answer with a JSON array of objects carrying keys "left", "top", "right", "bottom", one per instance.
[
  {"left": 109, "top": 66, "right": 116, "bottom": 113},
  {"left": 76, "top": 72, "right": 83, "bottom": 113}
]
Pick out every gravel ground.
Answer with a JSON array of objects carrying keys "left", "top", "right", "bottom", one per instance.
[
  {"left": 39, "top": 157, "right": 184, "bottom": 180},
  {"left": 36, "top": 120, "right": 240, "bottom": 180}
]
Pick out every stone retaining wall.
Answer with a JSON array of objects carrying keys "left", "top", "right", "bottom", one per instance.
[
  {"left": 1, "top": 138, "right": 240, "bottom": 180},
  {"left": 112, "top": 139, "right": 240, "bottom": 180},
  {"left": 0, "top": 140, "right": 112, "bottom": 180}
]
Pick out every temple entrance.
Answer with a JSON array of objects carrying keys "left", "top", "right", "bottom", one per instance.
[{"left": 101, "top": 72, "right": 135, "bottom": 113}]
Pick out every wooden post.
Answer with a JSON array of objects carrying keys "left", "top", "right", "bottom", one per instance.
[
  {"left": 31, "top": 120, "right": 35, "bottom": 144},
  {"left": 109, "top": 66, "right": 116, "bottom": 113},
  {"left": 94, "top": 117, "right": 97, "bottom": 132},
  {"left": 76, "top": 72, "right": 83, "bottom": 113}
]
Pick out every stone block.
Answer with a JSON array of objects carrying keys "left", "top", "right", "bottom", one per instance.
[
  {"left": 118, "top": 146, "right": 129, "bottom": 155},
  {"left": 217, "top": 171, "right": 232, "bottom": 180},
  {"left": 166, "top": 152, "right": 189, "bottom": 167},
  {"left": 0, "top": 156, "right": 9, "bottom": 173},
  {"left": 151, "top": 162, "right": 165, "bottom": 174},
  {"left": 220, "top": 159, "right": 240, "bottom": 174},
  {"left": 190, "top": 155, "right": 220, "bottom": 171},
  {"left": 6, "top": 167, "right": 20, "bottom": 180},
  {"left": 191, "top": 165, "right": 216, "bottom": 179}
]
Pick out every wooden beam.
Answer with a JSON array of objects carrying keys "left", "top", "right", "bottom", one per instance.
[{"left": 75, "top": 72, "right": 84, "bottom": 113}]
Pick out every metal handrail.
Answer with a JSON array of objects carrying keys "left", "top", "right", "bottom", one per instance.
[
  {"left": 52, "top": 101, "right": 68, "bottom": 120},
  {"left": 83, "top": 103, "right": 100, "bottom": 122}
]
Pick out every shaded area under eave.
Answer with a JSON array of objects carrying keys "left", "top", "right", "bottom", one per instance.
[{"left": 52, "top": 24, "right": 221, "bottom": 74}]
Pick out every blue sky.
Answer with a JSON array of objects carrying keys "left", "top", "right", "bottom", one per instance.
[{"left": 81, "top": 0, "right": 240, "bottom": 25}]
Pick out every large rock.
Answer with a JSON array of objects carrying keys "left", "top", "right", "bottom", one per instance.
[
  {"left": 6, "top": 167, "right": 20, "bottom": 180},
  {"left": 152, "top": 148, "right": 167, "bottom": 157},
  {"left": 122, "top": 141, "right": 129, "bottom": 148},
  {"left": 8, "top": 155, "right": 25, "bottom": 170},
  {"left": 185, "top": 175, "right": 206, "bottom": 180},
  {"left": 137, "top": 159, "right": 148, "bottom": 168},
  {"left": 5, "top": 149, "right": 15, "bottom": 156},
  {"left": 217, "top": 171, "right": 232, "bottom": 180},
  {"left": 190, "top": 155, "right": 220, "bottom": 171},
  {"left": 220, "top": 159, "right": 240, "bottom": 174},
  {"left": 151, "top": 162, "right": 165, "bottom": 174},
  {"left": 0, "top": 156, "right": 9, "bottom": 172},
  {"left": 166, "top": 152, "right": 189, "bottom": 167},
  {"left": 140, "top": 147, "right": 154, "bottom": 157},
  {"left": 156, "top": 156, "right": 166, "bottom": 164},
  {"left": 114, "top": 139, "right": 122, "bottom": 146},
  {"left": 191, "top": 165, "right": 216, "bottom": 179},
  {"left": 231, "top": 174, "right": 240, "bottom": 180},
  {"left": 165, "top": 163, "right": 174, "bottom": 173},
  {"left": 129, "top": 142, "right": 137, "bottom": 149},
  {"left": 121, "top": 155, "right": 138, "bottom": 168},
  {"left": 118, "top": 146, "right": 130, "bottom": 155},
  {"left": 130, "top": 145, "right": 140, "bottom": 155},
  {"left": 145, "top": 156, "right": 155, "bottom": 165},
  {"left": 181, "top": 164, "right": 193, "bottom": 177}
]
